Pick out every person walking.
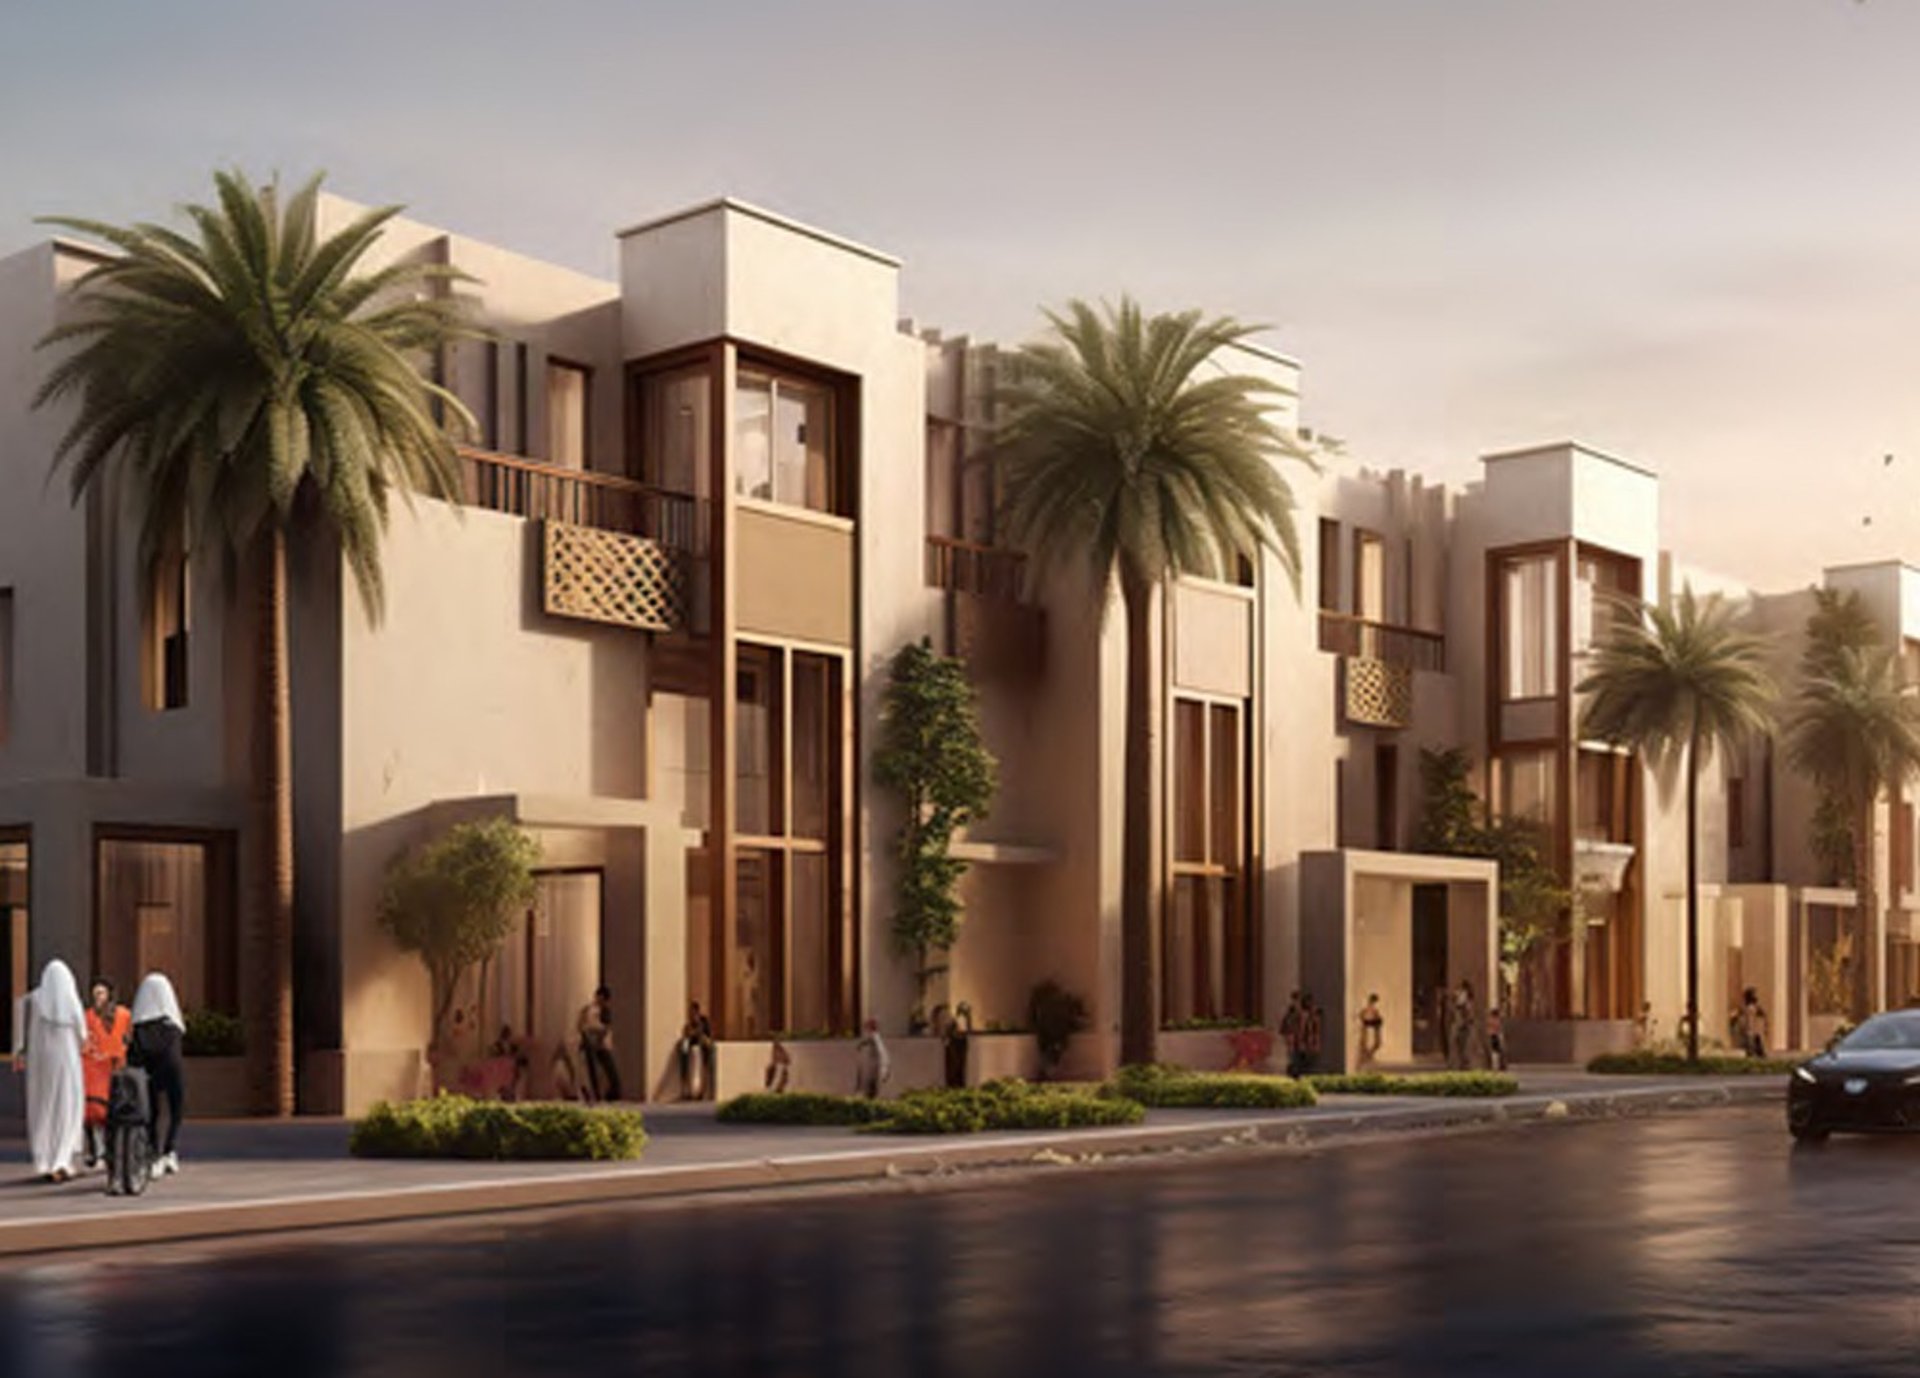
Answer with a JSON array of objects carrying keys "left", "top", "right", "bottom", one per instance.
[
  {"left": 1740, "top": 987, "right": 1769, "bottom": 1058},
  {"left": 1449, "top": 980, "right": 1480, "bottom": 1070},
  {"left": 127, "top": 973, "right": 187, "bottom": 1175},
  {"left": 12, "top": 960, "right": 86, "bottom": 1182},
  {"left": 764, "top": 1039, "right": 792, "bottom": 1093},
  {"left": 854, "top": 1018, "right": 891, "bottom": 1099},
  {"left": 1358, "top": 993, "right": 1384, "bottom": 1069},
  {"left": 576, "top": 985, "right": 621, "bottom": 1103},
  {"left": 1486, "top": 1003, "right": 1507, "bottom": 1072},
  {"left": 1279, "top": 991, "right": 1304, "bottom": 1078},
  {"left": 1296, "top": 993, "right": 1325, "bottom": 1078},
  {"left": 81, "top": 977, "right": 131, "bottom": 1170},
  {"left": 675, "top": 1001, "right": 715, "bottom": 1100}
]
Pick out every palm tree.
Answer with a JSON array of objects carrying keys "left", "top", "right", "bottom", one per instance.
[
  {"left": 35, "top": 171, "right": 476, "bottom": 1113},
  {"left": 1786, "top": 644, "right": 1920, "bottom": 1019},
  {"left": 1579, "top": 587, "right": 1773, "bottom": 1063},
  {"left": 994, "top": 299, "right": 1311, "bottom": 1066}
]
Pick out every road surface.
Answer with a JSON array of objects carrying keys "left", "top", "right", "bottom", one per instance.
[{"left": 0, "top": 1103, "right": 1908, "bottom": 1376}]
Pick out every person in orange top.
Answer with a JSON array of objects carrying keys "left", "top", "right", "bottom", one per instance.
[{"left": 82, "top": 977, "right": 131, "bottom": 1171}]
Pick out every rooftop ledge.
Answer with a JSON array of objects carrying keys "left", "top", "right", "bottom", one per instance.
[
  {"left": 614, "top": 197, "right": 901, "bottom": 268},
  {"left": 1479, "top": 441, "right": 1657, "bottom": 480}
]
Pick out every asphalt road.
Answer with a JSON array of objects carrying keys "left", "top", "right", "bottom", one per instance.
[{"left": 0, "top": 1101, "right": 1911, "bottom": 1377}]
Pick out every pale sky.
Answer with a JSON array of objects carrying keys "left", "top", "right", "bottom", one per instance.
[{"left": 4, "top": 0, "right": 1919, "bottom": 590}]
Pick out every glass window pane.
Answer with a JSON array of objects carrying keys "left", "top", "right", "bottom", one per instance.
[
  {"left": 770, "top": 378, "right": 834, "bottom": 513},
  {"left": 545, "top": 362, "right": 589, "bottom": 470},
  {"left": 735, "top": 849, "right": 780, "bottom": 1038},
  {"left": 1499, "top": 750, "right": 1558, "bottom": 831},
  {"left": 1209, "top": 704, "right": 1240, "bottom": 869},
  {"left": 1, "top": 837, "right": 26, "bottom": 1053},
  {"left": 1174, "top": 700, "right": 1206, "bottom": 864},
  {"left": 735, "top": 645, "right": 782, "bottom": 837},
  {"left": 1501, "top": 555, "right": 1559, "bottom": 699},
  {"left": 1355, "top": 532, "right": 1386, "bottom": 622},
  {"left": 735, "top": 372, "right": 773, "bottom": 502},
  {"left": 1164, "top": 876, "right": 1202, "bottom": 1026},
  {"left": 788, "top": 852, "right": 832, "bottom": 1036},
  {"left": 791, "top": 654, "right": 835, "bottom": 842},
  {"left": 642, "top": 366, "right": 711, "bottom": 495}
]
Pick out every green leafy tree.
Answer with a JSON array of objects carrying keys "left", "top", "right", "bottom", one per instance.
[
  {"left": 1413, "top": 747, "right": 1569, "bottom": 1014},
  {"left": 379, "top": 818, "right": 540, "bottom": 1062},
  {"left": 873, "top": 640, "right": 997, "bottom": 1023},
  {"left": 34, "top": 171, "right": 477, "bottom": 1112},
  {"left": 994, "top": 299, "right": 1312, "bottom": 1065},
  {"left": 1786, "top": 644, "right": 1920, "bottom": 1017},
  {"left": 1579, "top": 587, "right": 1774, "bottom": 1062}
]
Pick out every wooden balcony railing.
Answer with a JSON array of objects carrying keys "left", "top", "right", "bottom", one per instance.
[
  {"left": 926, "top": 535, "right": 1029, "bottom": 602},
  {"left": 457, "top": 447, "right": 701, "bottom": 553},
  {"left": 1318, "top": 610, "right": 1447, "bottom": 673}
]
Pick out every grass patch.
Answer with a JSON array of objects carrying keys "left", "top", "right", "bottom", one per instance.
[
  {"left": 1586, "top": 1051, "right": 1799, "bottom": 1076},
  {"left": 715, "top": 1092, "right": 893, "bottom": 1127},
  {"left": 350, "top": 1094, "right": 647, "bottom": 1161},
  {"left": 1103, "top": 1063, "right": 1318, "bottom": 1110},
  {"left": 1307, "top": 1072, "right": 1517, "bottom": 1098}
]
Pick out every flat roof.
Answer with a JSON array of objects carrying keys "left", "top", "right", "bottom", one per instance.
[
  {"left": 1479, "top": 440, "right": 1658, "bottom": 479},
  {"left": 615, "top": 196, "right": 901, "bottom": 268},
  {"left": 1823, "top": 558, "right": 1920, "bottom": 578}
]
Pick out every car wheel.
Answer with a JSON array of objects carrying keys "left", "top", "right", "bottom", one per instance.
[{"left": 1789, "top": 1116, "right": 1830, "bottom": 1143}]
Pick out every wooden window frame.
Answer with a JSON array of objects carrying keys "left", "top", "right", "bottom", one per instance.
[
  {"left": 544, "top": 356, "right": 594, "bottom": 471},
  {"left": 1318, "top": 519, "right": 1341, "bottom": 613},
  {"left": 1167, "top": 693, "right": 1252, "bottom": 1023}
]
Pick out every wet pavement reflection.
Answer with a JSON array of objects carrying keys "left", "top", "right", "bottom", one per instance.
[{"left": 1, "top": 1104, "right": 1916, "bottom": 1376}]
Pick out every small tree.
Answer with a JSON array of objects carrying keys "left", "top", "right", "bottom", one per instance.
[
  {"left": 379, "top": 818, "right": 540, "bottom": 1061},
  {"left": 873, "top": 640, "right": 997, "bottom": 1024},
  {"left": 1414, "top": 747, "right": 1570, "bottom": 1016}
]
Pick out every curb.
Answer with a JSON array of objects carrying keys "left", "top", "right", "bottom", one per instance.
[{"left": 0, "top": 1080, "right": 1783, "bottom": 1259}]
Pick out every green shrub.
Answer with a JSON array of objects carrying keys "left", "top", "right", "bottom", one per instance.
[
  {"left": 1161, "top": 1017, "right": 1262, "bottom": 1032},
  {"left": 1307, "top": 1072, "right": 1517, "bottom": 1098},
  {"left": 182, "top": 1008, "right": 246, "bottom": 1058},
  {"left": 1029, "top": 981, "right": 1089, "bottom": 1073},
  {"left": 1586, "top": 1050, "right": 1799, "bottom": 1076},
  {"left": 870, "top": 1080, "right": 1143, "bottom": 1135},
  {"left": 350, "top": 1094, "right": 647, "bottom": 1160},
  {"left": 1104, "top": 1063, "right": 1318, "bottom": 1110},
  {"left": 715, "top": 1092, "right": 893, "bottom": 1126}
]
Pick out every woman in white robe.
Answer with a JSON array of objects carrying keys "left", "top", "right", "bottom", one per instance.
[{"left": 13, "top": 960, "right": 86, "bottom": 1181}]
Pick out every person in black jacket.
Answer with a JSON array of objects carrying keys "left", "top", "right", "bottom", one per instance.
[{"left": 128, "top": 973, "right": 187, "bottom": 1175}]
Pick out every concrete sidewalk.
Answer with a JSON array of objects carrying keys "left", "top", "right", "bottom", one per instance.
[{"left": 0, "top": 1070, "right": 1785, "bottom": 1258}]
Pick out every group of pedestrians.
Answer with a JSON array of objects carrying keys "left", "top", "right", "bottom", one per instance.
[
  {"left": 13, "top": 960, "right": 186, "bottom": 1185},
  {"left": 1281, "top": 981, "right": 1506, "bottom": 1076}
]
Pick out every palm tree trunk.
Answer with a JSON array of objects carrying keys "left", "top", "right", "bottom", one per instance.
[
  {"left": 1857, "top": 796, "right": 1878, "bottom": 1020},
  {"left": 1119, "top": 563, "right": 1158, "bottom": 1068},
  {"left": 244, "top": 526, "right": 296, "bottom": 1115},
  {"left": 1685, "top": 718, "right": 1701, "bottom": 1065}
]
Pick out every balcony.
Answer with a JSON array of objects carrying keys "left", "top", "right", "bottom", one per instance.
[
  {"left": 1317, "top": 611, "right": 1447, "bottom": 674},
  {"left": 925, "top": 535, "right": 1029, "bottom": 601},
  {"left": 458, "top": 446, "right": 700, "bottom": 554},
  {"left": 458, "top": 448, "right": 695, "bottom": 635}
]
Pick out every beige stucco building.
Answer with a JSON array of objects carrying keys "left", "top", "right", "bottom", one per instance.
[{"left": 0, "top": 193, "right": 1896, "bottom": 1115}]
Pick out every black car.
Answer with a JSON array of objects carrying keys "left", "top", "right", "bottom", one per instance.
[{"left": 1788, "top": 1011, "right": 1920, "bottom": 1140}]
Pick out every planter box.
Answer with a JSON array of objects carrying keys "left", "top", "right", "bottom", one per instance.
[
  {"left": 1155, "top": 1027, "right": 1276, "bottom": 1074},
  {"left": 713, "top": 1037, "right": 945, "bottom": 1102},
  {"left": 1504, "top": 1018, "right": 1636, "bottom": 1065},
  {"left": 965, "top": 1033, "right": 1041, "bottom": 1084}
]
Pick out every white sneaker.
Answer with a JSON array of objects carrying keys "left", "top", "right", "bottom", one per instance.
[{"left": 160, "top": 1153, "right": 179, "bottom": 1176}]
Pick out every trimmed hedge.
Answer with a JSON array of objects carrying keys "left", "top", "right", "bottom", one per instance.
[
  {"left": 873, "top": 1081, "right": 1144, "bottom": 1135},
  {"left": 183, "top": 1008, "right": 246, "bottom": 1058},
  {"left": 350, "top": 1095, "right": 647, "bottom": 1161},
  {"left": 716, "top": 1092, "right": 893, "bottom": 1127},
  {"left": 1587, "top": 1051, "right": 1799, "bottom": 1077},
  {"left": 1104, "top": 1063, "right": 1319, "bottom": 1110},
  {"left": 1307, "top": 1072, "right": 1518, "bottom": 1098}
]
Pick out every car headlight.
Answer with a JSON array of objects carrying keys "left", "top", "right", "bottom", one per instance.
[
  {"left": 1902, "top": 1072, "right": 1920, "bottom": 1086},
  {"left": 1795, "top": 1066, "right": 1818, "bottom": 1084}
]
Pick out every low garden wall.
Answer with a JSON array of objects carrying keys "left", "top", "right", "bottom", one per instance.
[{"left": 1504, "top": 1018, "right": 1636, "bottom": 1064}]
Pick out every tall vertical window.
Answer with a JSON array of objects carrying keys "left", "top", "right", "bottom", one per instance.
[
  {"left": 1167, "top": 698, "right": 1250, "bottom": 1024},
  {"left": 1353, "top": 530, "right": 1386, "bottom": 622},
  {"left": 0, "top": 588, "right": 12, "bottom": 745},
  {"left": 95, "top": 832, "right": 237, "bottom": 1017},
  {"left": 144, "top": 548, "right": 189, "bottom": 712},
  {"left": 1317, "top": 519, "right": 1341, "bottom": 613},
  {"left": 1574, "top": 548, "right": 1638, "bottom": 656},
  {"left": 727, "top": 642, "right": 849, "bottom": 1037},
  {"left": 1727, "top": 776, "right": 1748, "bottom": 852},
  {"left": 1375, "top": 743, "right": 1399, "bottom": 851},
  {"left": 1499, "top": 553, "right": 1559, "bottom": 700},
  {"left": 0, "top": 831, "right": 26, "bottom": 1053},
  {"left": 545, "top": 359, "right": 590, "bottom": 470},
  {"left": 639, "top": 364, "right": 713, "bottom": 497},
  {"left": 1497, "top": 749, "right": 1558, "bottom": 831},
  {"left": 736, "top": 368, "right": 837, "bottom": 513}
]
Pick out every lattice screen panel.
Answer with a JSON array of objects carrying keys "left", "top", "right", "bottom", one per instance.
[
  {"left": 1343, "top": 656, "right": 1412, "bottom": 729},
  {"left": 543, "top": 520, "right": 687, "bottom": 633}
]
